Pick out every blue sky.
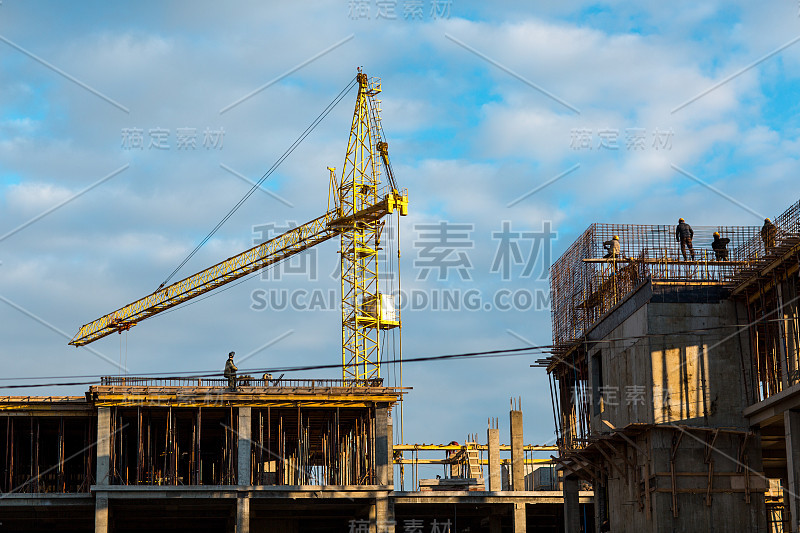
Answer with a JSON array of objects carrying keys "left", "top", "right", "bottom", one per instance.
[{"left": 2, "top": 0, "right": 800, "bottom": 481}]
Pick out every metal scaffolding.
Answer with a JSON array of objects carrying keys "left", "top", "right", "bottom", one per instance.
[
  {"left": 547, "top": 199, "right": 800, "bottom": 455},
  {"left": 733, "top": 200, "right": 800, "bottom": 403},
  {"left": 550, "top": 223, "right": 761, "bottom": 352}
]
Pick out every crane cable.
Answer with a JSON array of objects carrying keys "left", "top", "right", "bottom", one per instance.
[{"left": 158, "top": 76, "right": 359, "bottom": 289}]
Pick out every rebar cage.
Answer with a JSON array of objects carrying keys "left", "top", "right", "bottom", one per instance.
[{"left": 550, "top": 223, "right": 761, "bottom": 350}]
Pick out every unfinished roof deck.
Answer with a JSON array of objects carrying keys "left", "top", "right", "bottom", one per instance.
[
  {"left": 548, "top": 219, "right": 800, "bottom": 357},
  {"left": 85, "top": 377, "right": 405, "bottom": 408}
]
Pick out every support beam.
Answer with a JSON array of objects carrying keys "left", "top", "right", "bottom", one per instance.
[
  {"left": 786, "top": 409, "right": 800, "bottom": 533},
  {"left": 96, "top": 407, "right": 110, "bottom": 486},
  {"left": 374, "top": 494, "right": 394, "bottom": 533},
  {"left": 387, "top": 412, "right": 394, "bottom": 487},
  {"left": 95, "top": 496, "right": 109, "bottom": 533},
  {"left": 488, "top": 426, "right": 501, "bottom": 491},
  {"left": 513, "top": 502, "right": 527, "bottom": 533},
  {"left": 238, "top": 407, "right": 251, "bottom": 486},
  {"left": 510, "top": 409, "right": 524, "bottom": 491},
  {"left": 778, "top": 284, "right": 791, "bottom": 389},
  {"left": 376, "top": 405, "right": 390, "bottom": 486},
  {"left": 563, "top": 474, "right": 580, "bottom": 533},
  {"left": 236, "top": 496, "right": 250, "bottom": 533}
]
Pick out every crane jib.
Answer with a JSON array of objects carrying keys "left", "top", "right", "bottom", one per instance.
[
  {"left": 68, "top": 190, "right": 406, "bottom": 347},
  {"left": 69, "top": 211, "right": 340, "bottom": 346}
]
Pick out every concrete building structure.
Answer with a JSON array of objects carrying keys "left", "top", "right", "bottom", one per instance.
[
  {"left": 546, "top": 199, "right": 800, "bottom": 532},
  {"left": 0, "top": 377, "right": 590, "bottom": 532}
]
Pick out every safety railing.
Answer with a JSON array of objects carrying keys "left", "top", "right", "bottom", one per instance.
[
  {"left": 551, "top": 223, "right": 761, "bottom": 349},
  {"left": 98, "top": 376, "right": 384, "bottom": 388}
]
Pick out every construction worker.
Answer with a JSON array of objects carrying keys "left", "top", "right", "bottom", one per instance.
[
  {"left": 676, "top": 218, "right": 695, "bottom": 261},
  {"left": 711, "top": 231, "right": 730, "bottom": 261},
  {"left": 603, "top": 235, "right": 621, "bottom": 259},
  {"left": 761, "top": 218, "right": 777, "bottom": 252},
  {"left": 224, "top": 351, "right": 238, "bottom": 391}
]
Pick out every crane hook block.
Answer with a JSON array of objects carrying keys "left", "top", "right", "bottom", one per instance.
[{"left": 387, "top": 191, "right": 408, "bottom": 216}]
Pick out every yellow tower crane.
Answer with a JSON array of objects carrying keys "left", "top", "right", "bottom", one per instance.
[{"left": 69, "top": 70, "right": 408, "bottom": 383}]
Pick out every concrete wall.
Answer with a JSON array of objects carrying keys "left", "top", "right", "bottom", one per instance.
[
  {"left": 588, "top": 297, "right": 753, "bottom": 432},
  {"left": 586, "top": 287, "right": 766, "bottom": 532},
  {"left": 588, "top": 304, "right": 650, "bottom": 433},
  {"left": 648, "top": 300, "right": 751, "bottom": 428}
]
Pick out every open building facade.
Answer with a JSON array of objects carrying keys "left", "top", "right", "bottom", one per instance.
[
  {"left": 547, "top": 199, "right": 800, "bottom": 532},
  {"left": 0, "top": 377, "right": 589, "bottom": 532}
]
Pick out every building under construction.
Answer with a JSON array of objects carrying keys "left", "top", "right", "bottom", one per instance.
[
  {"left": 546, "top": 199, "right": 800, "bottom": 532},
  {"left": 0, "top": 379, "right": 591, "bottom": 532}
]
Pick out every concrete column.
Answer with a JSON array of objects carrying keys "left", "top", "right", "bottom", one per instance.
[
  {"left": 373, "top": 495, "right": 395, "bottom": 533},
  {"left": 778, "top": 284, "right": 791, "bottom": 389},
  {"left": 95, "top": 496, "right": 109, "bottom": 533},
  {"left": 786, "top": 409, "right": 800, "bottom": 533},
  {"left": 510, "top": 409, "right": 524, "bottom": 491},
  {"left": 563, "top": 474, "right": 580, "bottom": 533},
  {"left": 785, "top": 283, "right": 800, "bottom": 384},
  {"left": 387, "top": 414, "right": 394, "bottom": 487},
  {"left": 513, "top": 502, "right": 527, "bottom": 533},
  {"left": 96, "top": 407, "right": 110, "bottom": 486},
  {"left": 376, "top": 405, "right": 390, "bottom": 486},
  {"left": 95, "top": 407, "right": 111, "bottom": 532},
  {"left": 487, "top": 426, "right": 501, "bottom": 491},
  {"left": 238, "top": 407, "right": 251, "bottom": 486},
  {"left": 594, "top": 477, "right": 608, "bottom": 532},
  {"left": 236, "top": 496, "right": 250, "bottom": 533}
]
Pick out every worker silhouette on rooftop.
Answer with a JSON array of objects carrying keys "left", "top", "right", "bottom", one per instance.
[
  {"left": 603, "top": 235, "right": 621, "bottom": 259},
  {"left": 676, "top": 218, "right": 695, "bottom": 261},
  {"left": 761, "top": 218, "right": 777, "bottom": 252},
  {"left": 711, "top": 232, "right": 730, "bottom": 261},
  {"left": 224, "top": 351, "right": 238, "bottom": 391}
]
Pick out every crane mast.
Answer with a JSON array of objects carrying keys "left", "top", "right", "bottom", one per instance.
[
  {"left": 336, "top": 72, "right": 402, "bottom": 381},
  {"left": 70, "top": 70, "right": 408, "bottom": 384}
]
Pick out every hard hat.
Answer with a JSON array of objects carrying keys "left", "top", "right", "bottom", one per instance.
[
  {"left": 613, "top": 235, "right": 619, "bottom": 240},
  {"left": 229, "top": 351, "right": 235, "bottom": 357},
  {"left": 765, "top": 218, "right": 771, "bottom": 223},
  {"left": 678, "top": 218, "right": 685, "bottom": 223},
  {"left": 713, "top": 231, "right": 720, "bottom": 237}
]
